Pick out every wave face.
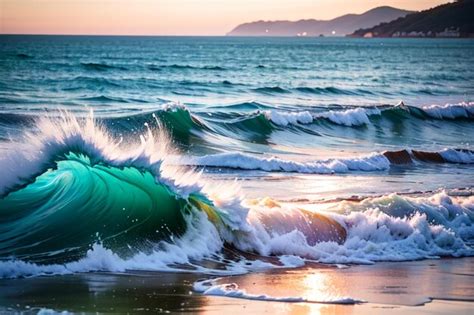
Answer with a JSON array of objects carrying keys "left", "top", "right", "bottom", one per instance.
[{"left": 0, "top": 153, "right": 189, "bottom": 263}]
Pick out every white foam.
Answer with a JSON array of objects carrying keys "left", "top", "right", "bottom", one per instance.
[
  {"left": 262, "top": 103, "right": 474, "bottom": 127},
  {"left": 315, "top": 107, "right": 380, "bottom": 126},
  {"left": 37, "top": 309, "right": 72, "bottom": 315},
  {"left": 422, "top": 102, "right": 474, "bottom": 119},
  {"left": 263, "top": 108, "right": 381, "bottom": 127},
  {"left": 184, "top": 152, "right": 390, "bottom": 174},
  {"left": 162, "top": 102, "right": 187, "bottom": 112},
  {"left": 264, "top": 110, "right": 313, "bottom": 126},
  {"left": 228, "top": 192, "right": 474, "bottom": 265},
  {"left": 439, "top": 149, "right": 474, "bottom": 164},
  {"left": 193, "top": 278, "right": 364, "bottom": 304},
  {"left": 278, "top": 255, "right": 306, "bottom": 267}
]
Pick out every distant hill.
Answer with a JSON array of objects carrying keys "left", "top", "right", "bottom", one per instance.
[
  {"left": 350, "top": 0, "right": 474, "bottom": 38},
  {"left": 227, "top": 6, "right": 413, "bottom": 37}
]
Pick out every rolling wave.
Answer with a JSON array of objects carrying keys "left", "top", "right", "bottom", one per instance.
[
  {"left": 1, "top": 102, "right": 472, "bottom": 152},
  {"left": 181, "top": 148, "right": 474, "bottom": 174},
  {"left": 184, "top": 152, "right": 390, "bottom": 174},
  {"left": 182, "top": 101, "right": 473, "bottom": 131},
  {"left": 422, "top": 102, "right": 474, "bottom": 119},
  {"left": 262, "top": 102, "right": 473, "bottom": 127}
]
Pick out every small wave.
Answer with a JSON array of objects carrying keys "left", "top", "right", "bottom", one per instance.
[
  {"left": 421, "top": 102, "right": 474, "bottom": 120},
  {"left": 183, "top": 152, "right": 391, "bottom": 174},
  {"left": 125, "top": 104, "right": 274, "bottom": 142},
  {"left": 263, "top": 102, "right": 473, "bottom": 128},
  {"left": 159, "top": 64, "right": 227, "bottom": 71},
  {"left": 147, "top": 64, "right": 162, "bottom": 71},
  {"left": 264, "top": 110, "right": 313, "bottom": 126},
  {"left": 78, "top": 95, "right": 129, "bottom": 103},
  {"left": 295, "top": 86, "right": 358, "bottom": 95},
  {"left": 315, "top": 107, "right": 380, "bottom": 126},
  {"left": 15, "top": 53, "right": 33, "bottom": 59},
  {"left": 167, "top": 64, "right": 195, "bottom": 70},
  {"left": 383, "top": 148, "right": 474, "bottom": 165},
  {"left": 80, "top": 62, "right": 127, "bottom": 71},
  {"left": 253, "top": 86, "right": 289, "bottom": 94},
  {"left": 193, "top": 278, "right": 365, "bottom": 304},
  {"left": 263, "top": 108, "right": 380, "bottom": 127},
  {"left": 439, "top": 149, "right": 474, "bottom": 164},
  {"left": 204, "top": 66, "right": 226, "bottom": 71},
  {"left": 209, "top": 101, "right": 274, "bottom": 111},
  {"left": 157, "top": 103, "right": 212, "bottom": 136},
  {"left": 183, "top": 148, "right": 474, "bottom": 174}
]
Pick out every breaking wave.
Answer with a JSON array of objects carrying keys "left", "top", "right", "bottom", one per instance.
[{"left": 182, "top": 148, "right": 474, "bottom": 174}]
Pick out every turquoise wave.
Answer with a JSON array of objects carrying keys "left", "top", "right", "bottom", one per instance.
[
  {"left": 0, "top": 152, "right": 197, "bottom": 263},
  {"left": 0, "top": 122, "right": 234, "bottom": 265}
]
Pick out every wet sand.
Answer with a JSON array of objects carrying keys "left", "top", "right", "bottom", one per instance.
[{"left": 0, "top": 257, "right": 473, "bottom": 314}]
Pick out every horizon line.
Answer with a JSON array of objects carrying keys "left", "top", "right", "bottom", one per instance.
[{"left": 1, "top": 33, "right": 350, "bottom": 37}]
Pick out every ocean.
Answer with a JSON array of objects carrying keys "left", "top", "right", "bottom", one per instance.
[{"left": 0, "top": 36, "right": 473, "bottom": 307}]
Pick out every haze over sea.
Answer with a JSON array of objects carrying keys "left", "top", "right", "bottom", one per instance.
[{"left": 0, "top": 35, "right": 473, "bottom": 310}]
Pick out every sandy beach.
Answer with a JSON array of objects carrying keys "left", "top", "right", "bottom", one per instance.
[{"left": 1, "top": 257, "right": 472, "bottom": 314}]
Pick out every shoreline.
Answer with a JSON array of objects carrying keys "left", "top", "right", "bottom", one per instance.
[{"left": 1, "top": 257, "right": 472, "bottom": 314}]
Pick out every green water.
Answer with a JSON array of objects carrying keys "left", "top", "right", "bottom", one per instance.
[{"left": 0, "top": 153, "right": 190, "bottom": 263}]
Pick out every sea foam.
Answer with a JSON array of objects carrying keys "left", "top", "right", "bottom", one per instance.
[
  {"left": 263, "top": 107, "right": 381, "bottom": 127},
  {"left": 184, "top": 152, "right": 390, "bottom": 174},
  {"left": 422, "top": 102, "right": 474, "bottom": 119},
  {"left": 193, "top": 278, "right": 365, "bottom": 304}
]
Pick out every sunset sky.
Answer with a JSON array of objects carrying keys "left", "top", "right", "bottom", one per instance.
[{"left": 1, "top": 0, "right": 451, "bottom": 35}]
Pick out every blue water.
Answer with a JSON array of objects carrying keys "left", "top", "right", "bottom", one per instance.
[
  {"left": 0, "top": 36, "right": 473, "bottom": 280},
  {"left": 1, "top": 36, "right": 473, "bottom": 108}
]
